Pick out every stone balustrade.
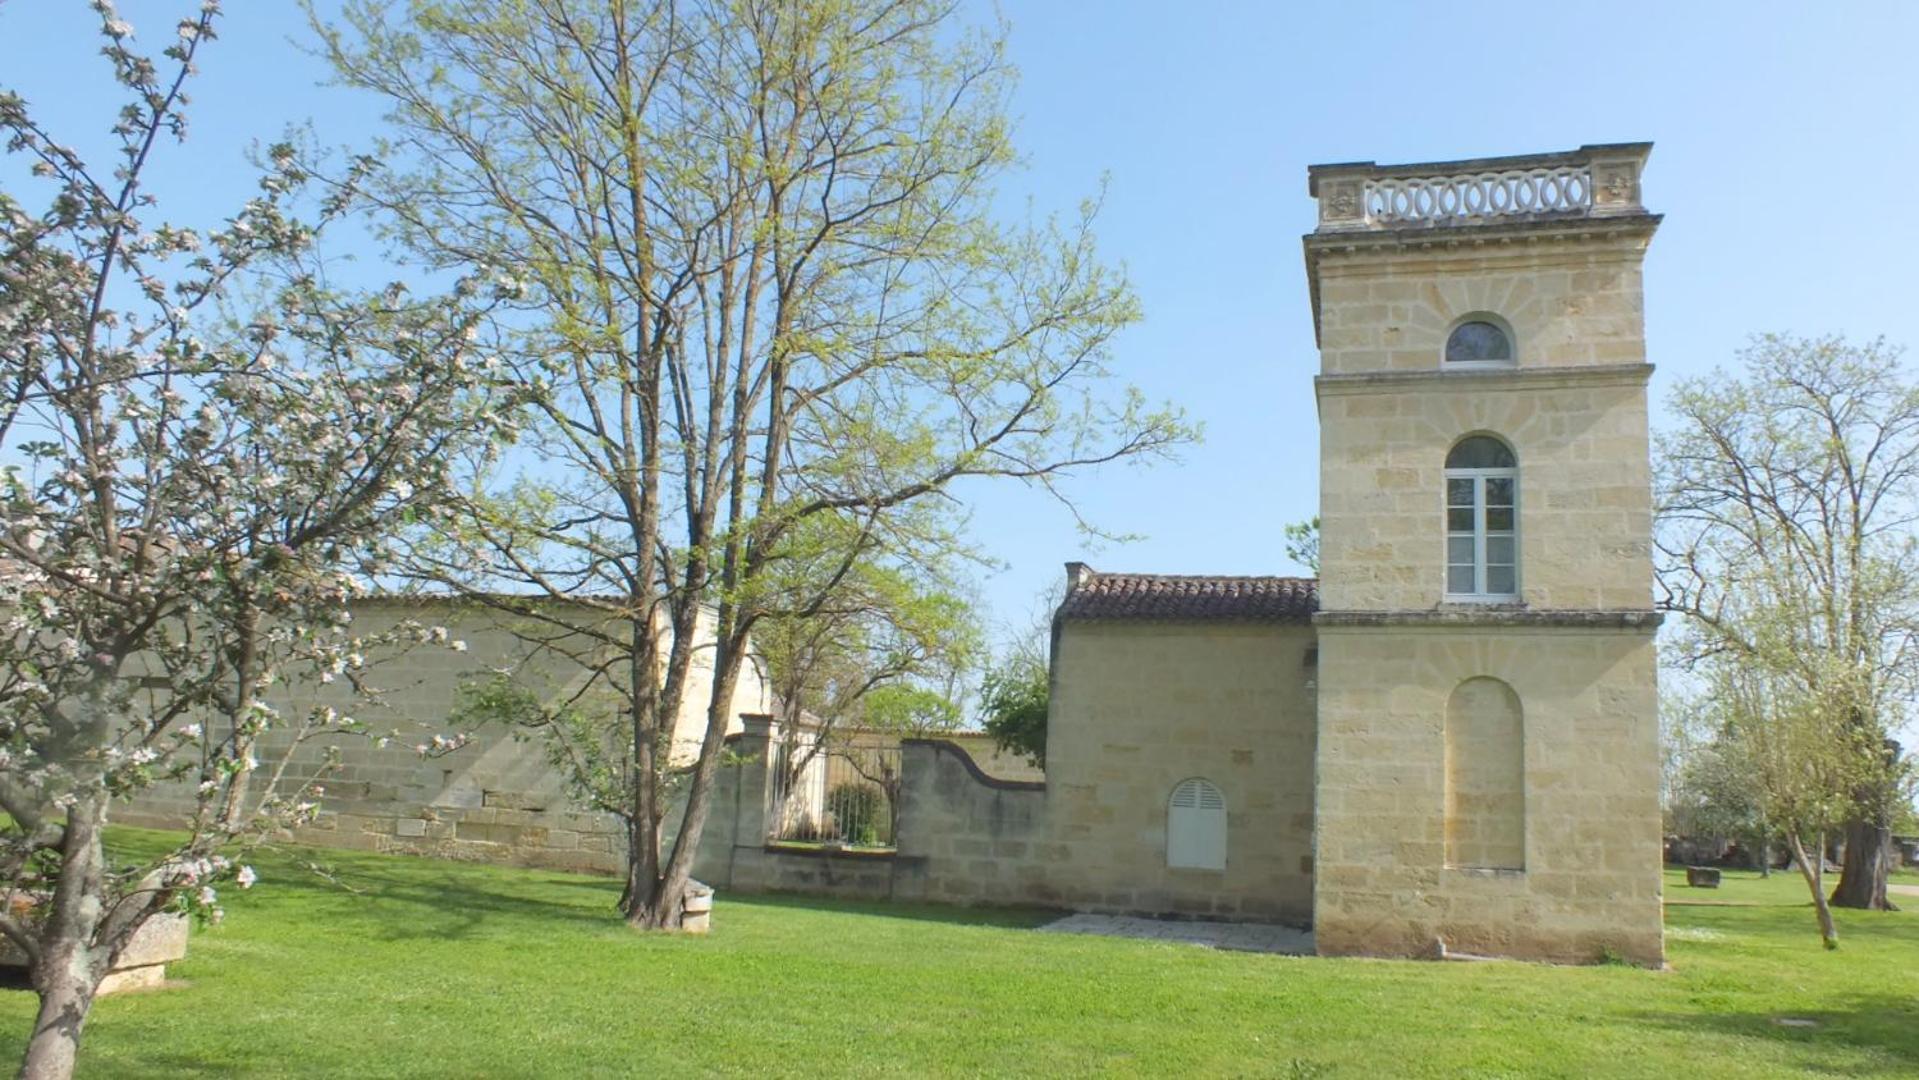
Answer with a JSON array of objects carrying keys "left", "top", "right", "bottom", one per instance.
[{"left": 1309, "top": 144, "right": 1651, "bottom": 232}]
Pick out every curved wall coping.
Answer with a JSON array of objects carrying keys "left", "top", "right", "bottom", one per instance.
[{"left": 900, "top": 738, "right": 1047, "bottom": 792}]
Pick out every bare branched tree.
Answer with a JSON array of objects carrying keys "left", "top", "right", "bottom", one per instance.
[
  {"left": 312, "top": 0, "right": 1193, "bottom": 928},
  {"left": 1657, "top": 334, "right": 1919, "bottom": 912}
]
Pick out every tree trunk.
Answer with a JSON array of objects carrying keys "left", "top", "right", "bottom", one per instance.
[
  {"left": 1788, "top": 831, "right": 1839, "bottom": 950},
  {"left": 19, "top": 961, "right": 94, "bottom": 1080},
  {"left": 20, "top": 792, "right": 110, "bottom": 1080},
  {"left": 1830, "top": 816, "right": 1894, "bottom": 910}
]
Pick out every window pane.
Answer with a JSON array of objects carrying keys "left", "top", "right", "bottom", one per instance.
[
  {"left": 1445, "top": 321, "right": 1512, "bottom": 363},
  {"left": 1448, "top": 478, "right": 1475, "bottom": 506},
  {"left": 1448, "top": 564, "right": 1476, "bottom": 594},
  {"left": 1487, "top": 535, "right": 1515, "bottom": 564},
  {"left": 1486, "top": 565, "right": 1516, "bottom": 594},
  {"left": 1448, "top": 508, "right": 1474, "bottom": 532},
  {"left": 1447, "top": 437, "right": 1516, "bottom": 470},
  {"left": 1485, "top": 477, "right": 1514, "bottom": 505},
  {"left": 1448, "top": 536, "right": 1476, "bottom": 563},
  {"left": 1486, "top": 507, "right": 1514, "bottom": 532}
]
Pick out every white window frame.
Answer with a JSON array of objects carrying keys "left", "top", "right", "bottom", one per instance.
[{"left": 1444, "top": 464, "right": 1519, "bottom": 601}]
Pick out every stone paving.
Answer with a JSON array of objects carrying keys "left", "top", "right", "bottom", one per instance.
[{"left": 1037, "top": 913, "right": 1313, "bottom": 955}]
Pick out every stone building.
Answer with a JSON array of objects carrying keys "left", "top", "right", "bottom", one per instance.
[
  {"left": 121, "top": 143, "right": 1667, "bottom": 966},
  {"left": 688, "top": 142, "right": 1665, "bottom": 967},
  {"left": 1042, "top": 143, "right": 1665, "bottom": 964}
]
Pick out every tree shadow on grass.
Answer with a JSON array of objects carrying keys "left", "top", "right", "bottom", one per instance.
[
  {"left": 241, "top": 854, "right": 628, "bottom": 943},
  {"left": 725, "top": 890, "right": 1061, "bottom": 930},
  {"left": 1632, "top": 993, "right": 1919, "bottom": 1076},
  {"left": 248, "top": 846, "right": 1062, "bottom": 940},
  {"left": 113, "top": 828, "right": 1059, "bottom": 941}
]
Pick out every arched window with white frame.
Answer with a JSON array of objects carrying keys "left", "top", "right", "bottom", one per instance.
[
  {"left": 1445, "top": 435, "right": 1519, "bottom": 600},
  {"left": 1167, "top": 778, "right": 1226, "bottom": 870}
]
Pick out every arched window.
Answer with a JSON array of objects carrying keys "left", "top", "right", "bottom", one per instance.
[
  {"left": 1445, "top": 436, "right": 1518, "bottom": 599},
  {"left": 1167, "top": 778, "right": 1226, "bottom": 870},
  {"left": 1445, "top": 318, "right": 1514, "bottom": 366}
]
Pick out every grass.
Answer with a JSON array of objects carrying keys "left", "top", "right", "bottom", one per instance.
[{"left": 0, "top": 834, "right": 1914, "bottom": 1078}]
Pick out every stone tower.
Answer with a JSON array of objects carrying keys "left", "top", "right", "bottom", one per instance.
[{"left": 1304, "top": 145, "right": 1664, "bottom": 965}]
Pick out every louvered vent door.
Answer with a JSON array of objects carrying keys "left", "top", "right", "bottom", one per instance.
[{"left": 1167, "top": 779, "right": 1227, "bottom": 870}]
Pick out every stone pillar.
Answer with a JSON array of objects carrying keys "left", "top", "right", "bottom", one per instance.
[
  {"left": 894, "top": 740, "right": 938, "bottom": 859},
  {"left": 731, "top": 714, "right": 777, "bottom": 847},
  {"left": 692, "top": 714, "right": 776, "bottom": 888}
]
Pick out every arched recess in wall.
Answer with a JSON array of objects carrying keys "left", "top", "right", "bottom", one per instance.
[
  {"left": 1444, "top": 677, "right": 1525, "bottom": 871},
  {"left": 1167, "top": 778, "right": 1226, "bottom": 870}
]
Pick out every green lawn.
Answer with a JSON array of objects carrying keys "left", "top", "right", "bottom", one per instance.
[{"left": 2, "top": 835, "right": 1915, "bottom": 1078}]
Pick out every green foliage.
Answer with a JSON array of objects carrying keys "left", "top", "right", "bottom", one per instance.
[
  {"left": 1894, "top": 799, "right": 1919, "bottom": 837},
  {"left": 1659, "top": 334, "right": 1919, "bottom": 914},
  {"left": 1283, "top": 516, "right": 1320, "bottom": 575},
  {"left": 754, "top": 520, "right": 982, "bottom": 743},
  {"left": 455, "top": 674, "right": 647, "bottom": 817},
  {"left": 313, "top": 0, "right": 1196, "bottom": 921},
  {"left": 1664, "top": 693, "right": 1770, "bottom": 846},
  {"left": 863, "top": 684, "right": 962, "bottom": 738},
  {"left": 980, "top": 659, "right": 1048, "bottom": 768},
  {"left": 826, "top": 782, "right": 886, "bottom": 847}
]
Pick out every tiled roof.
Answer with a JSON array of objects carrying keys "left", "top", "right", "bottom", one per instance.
[{"left": 1057, "top": 569, "right": 1318, "bottom": 622}]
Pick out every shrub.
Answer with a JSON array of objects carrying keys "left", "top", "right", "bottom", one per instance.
[
  {"left": 981, "top": 660, "right": 1049, "bottom": 767},
  {"left": 828, "top": 782, "right": 887, "bottom": 846}
]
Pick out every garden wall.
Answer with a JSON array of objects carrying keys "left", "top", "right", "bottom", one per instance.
[
  {"left": 692, "top": 727, "right": 1052, "bottom": 905},
  {"left": 118, "top": 596, "right": 772, "bottom": 875}
]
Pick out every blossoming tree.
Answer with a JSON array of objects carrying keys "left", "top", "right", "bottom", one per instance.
[{"left": 0, "top": 5, "right": 508, "bottom": 1075}]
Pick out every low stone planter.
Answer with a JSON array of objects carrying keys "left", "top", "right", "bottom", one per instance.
[{"left": 0, "top": 909, "right": 189, "bottom": 995}]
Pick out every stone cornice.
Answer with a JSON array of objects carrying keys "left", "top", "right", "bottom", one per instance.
[
  {"left": 1314, "top": 362, "right": 1652, "bottom": 398},
  {"left": 1303, "top": 212, "right": 1661, "bottom": 257},
  {"left": 1314, "top": 608, "right": 1662, "bottom": 630}
]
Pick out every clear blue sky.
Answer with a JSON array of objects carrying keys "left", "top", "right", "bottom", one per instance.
[{"left": 6, "top": 2, "right": 1918, "bottom": 645}]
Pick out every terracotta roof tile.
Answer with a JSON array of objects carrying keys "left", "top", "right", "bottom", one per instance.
[{"left": 1057, "top": 569, "right": 1318, "bottom": 622}]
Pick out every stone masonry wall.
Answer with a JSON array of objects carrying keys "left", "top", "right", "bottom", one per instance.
[
  {"left": 690, "top": 733, "right": 1051, "bottom": 907},
  {"left": 121, "top": 597, "right": 772, "bottom": 874},
  {"left": 1313, "top": 237, "right": 1655, "bottom": 614},
  {"left": 1042, "top": 620, "right": 1318, "bottom": 923},
  {"left": 1309, "top": 199, "right": 1665, "bottom": 965},
  {"left": 696, "top": 621, "right": 1318, "bottom": 925},
  {"left": 1317, "top": 369, "right": 1653, "bottom": 613},
  {"left": 1313, "top": 624, "right": 1664, "bottom": 965},
  {"left": 1312, "top": 241, "right": 1648, "bottom": 376}
]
